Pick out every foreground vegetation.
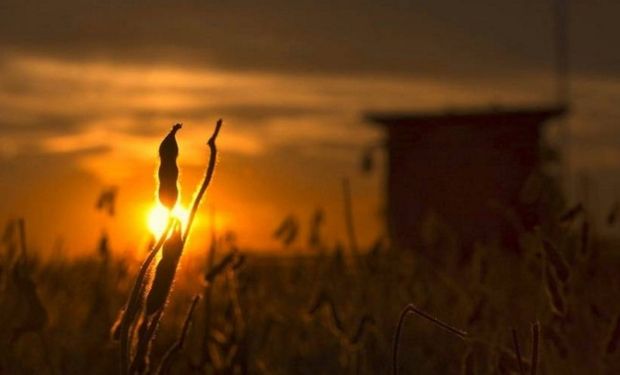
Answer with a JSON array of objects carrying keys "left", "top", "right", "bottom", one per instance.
[
  {"left": 2, "top": 122, "right": 620, "bottom": 374},
  {"left": 2, "top": 214, "right": 620, "bottom": 374}
]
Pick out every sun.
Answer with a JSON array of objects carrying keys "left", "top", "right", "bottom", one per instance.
[{"left": 147, "top": 203, "right": 190, "bottom": 238}]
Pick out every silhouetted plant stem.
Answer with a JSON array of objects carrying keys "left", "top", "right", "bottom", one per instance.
[
  {"left": 392, "top": 303, "right": 467, "bottom": 375},
  {"left": 202, "top": 208, "right": 217, "bottom": 364},
  {"left": 18, "top": 218, "right": 26, "bottom": 259},
  {"left": 119, "top": 220, "right": 173, "bottom": 375},
  {"left": 130, "top": 310, "right": 164, "bottom": 374},
  {"left": 183, "top": 119, "right": 222, "bottom": 244},
  {"left": 134, "top": 120, "right": 223, "bottom": 373},
  {"left": 512, "top": 328, "right": 525, "bottom": 375},
  {"left": 530, "top": 322, "right": 540, "bottom": 375},
  {"left": 342, "top": 178, "right": 359, "bottom": 256},
  {"left": 156, "top": 295, "right": 200, "bottom": 375}
]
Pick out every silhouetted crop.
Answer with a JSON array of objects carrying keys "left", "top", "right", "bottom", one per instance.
[{"left": 2, "top": 124, "right": 620, "bottom": 374}]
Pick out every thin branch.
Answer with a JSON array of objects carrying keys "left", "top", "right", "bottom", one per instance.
[
  {"left": 512, "top": 328, "right": 525, "bottom": 375},
  {"left": 342, "top": 178, "right": 359, "bottom": 255},
  {"left": 392, "top": 303, "right": 467, "bottom": 375},
  {"left": 119, "top": 219, "right": 173, "bottom": 375},
  {"left": 156, "top": 295, "right": 201, "bottom": 375},
  {"left": 18, "top": 218, "right": 27, "bottom": 259},
  {"left": 130, "top": 309, "right": 164, "bottom": 374},
  {"left": 183, "top": 119, "right": 223, "bottom": 244},
  {"left": 530, "top": 322, "right": 540, "bottom": 375},
  {"left": 202, "top": 207, "right": 217, "bottom": 363}
]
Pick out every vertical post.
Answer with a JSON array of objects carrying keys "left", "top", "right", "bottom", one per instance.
[
  {"left": 553, "top": 0, "right": 572, "bottom": 200},
  {"left": 554, "top": 0, "right": 569, "bottom": 106},
  {"left": 342, "top": 178, "right": 359, "bottom": 256}
]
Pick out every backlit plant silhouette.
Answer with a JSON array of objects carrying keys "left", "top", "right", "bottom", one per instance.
[{"left": 114, "top": 120, "right": 222, "bottom": 375}]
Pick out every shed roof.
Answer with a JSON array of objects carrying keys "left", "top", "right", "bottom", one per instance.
[{"left": 365, "top": 105, "right": 567, "bottom": 127}]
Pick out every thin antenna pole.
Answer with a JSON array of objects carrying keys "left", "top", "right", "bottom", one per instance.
[
  {"left": 554, "top": 0, "right": 570, "bottom": 106},
  {"left": 553, "top": 0, "right": 572, "bottom": 199}
]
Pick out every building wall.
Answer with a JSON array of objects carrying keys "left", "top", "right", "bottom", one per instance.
[{"left": 386, "top": 120, "right": 541, "bottom": 251}]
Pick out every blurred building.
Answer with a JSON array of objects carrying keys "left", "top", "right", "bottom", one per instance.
[{"left": 366, "top": 106, "right": 566, "bottom": 251}]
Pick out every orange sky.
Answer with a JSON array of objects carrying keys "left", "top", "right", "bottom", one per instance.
[
  {"left": 2, "top": 1, "right": 620, "bottom": 256},
  {"left": 0, "top": 55, "right": 553, "bottom": 256}
]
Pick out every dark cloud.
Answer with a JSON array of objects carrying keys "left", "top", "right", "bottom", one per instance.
[
  {"left": 0, "top": 144, "right": 110, "bottom": 168},
  {"left": 3, "top": 0, "right": 617, "bottom": 78},
  {"left": 0, "top": 112, "right": 89, "bottom": 137},
  {"left": 129, "top": 104, "right": 339, "bottom": 130},
  {"left": 1, "top": 104, "right": 341, "bottom": 139}
]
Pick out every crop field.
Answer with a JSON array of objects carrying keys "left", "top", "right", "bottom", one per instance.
[{"left": 1, "top": 121, "right": 620, "bottom": 375}]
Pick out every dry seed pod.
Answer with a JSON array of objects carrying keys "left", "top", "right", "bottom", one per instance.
[
  {"left": 559, "top": 203, "right": 583, "bottom": 223},
  {"left": 158, "top": 124, "right": 182, "bottom": 210},
  {"left": 350, "top": 314, "right": 375, "bottom": 346},
  {"left": 231, "top": 253, "right": 245, "bottom": 270},
  {"left": 205, "top": 251, "right": 236, "bottom": 283},
  {"left": 544, "top": 263, "right": 566, "bottom": 317},
  {"left": 606, "top": 313, "right": 620, "bottom": 354},
  {"left": 272, "top": 215, "right": 299, "bottom": 247},
  {"left": 542, "top": 240, "right": 570, "bottom": 284},
  {"left": 145, "top": 222, "right": 183, "bottom": 316}
]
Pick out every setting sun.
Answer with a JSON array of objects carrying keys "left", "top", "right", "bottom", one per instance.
[{"left": 147, "top": 203, "right": 190, "bottom": 238}]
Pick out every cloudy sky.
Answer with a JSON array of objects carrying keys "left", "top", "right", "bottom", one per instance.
[{"left": 1, "top": 0, "right": 619, "bottom": 255}]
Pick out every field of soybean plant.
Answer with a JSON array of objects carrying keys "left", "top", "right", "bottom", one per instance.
[{"left": 2, "top": 121, "right": 620, "bottom": 375}]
